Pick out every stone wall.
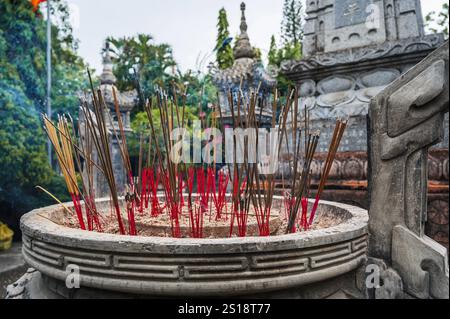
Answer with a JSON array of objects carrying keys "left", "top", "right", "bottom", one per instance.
[
  {"left": 303, "top": 0, "right": 425, "bottom": 57},
  {"left": 281, "top": 0, "right": 448, "bottom": 253},
  {"left": 302, "top": 149, "right": 449, "bottom": 251}
]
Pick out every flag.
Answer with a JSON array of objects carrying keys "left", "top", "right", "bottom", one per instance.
[{"left": 31, "top": 0, "right": 47, "bottom": 12}]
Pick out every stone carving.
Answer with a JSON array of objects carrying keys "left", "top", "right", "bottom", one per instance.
[
  {"left": 317, "top": 75, "right": 356, "bottom": 94},
  {"left": 233, "top": 3, "right": 254, "bottom": 60},
  {"left": 5, "top": 268, "right": 37, "bottom": 299},
  {"left": 299, "top": 80, "right": 316, "bottom": 96},
  {"left": 364, "top": 258, "right": 405, "bottom": 299},
  {"left": 281, "top": 1, "right": 445, "bottom": 147},
  {"left": 357, "top": 68, "right": 401, "bottom": 88},
  {"left": 335, "top": 0, "right": 370, "bottom": 28},
  {"left": 303, "top": 0, "right": 433, "bottom": 56},
  {"left": 368, "top": 41, "right": 449, "bottom": 299},
  {"left": 282, "top": 35, "right": 444, "bottom": 73}
]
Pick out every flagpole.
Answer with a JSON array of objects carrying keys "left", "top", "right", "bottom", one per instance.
[{"left": 46, "top": 0, "right": 52, "bottom": 165}]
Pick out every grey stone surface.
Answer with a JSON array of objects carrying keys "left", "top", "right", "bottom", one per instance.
[
  {"left": 282, "top": 0, "right": 446, "bottom": 153},
  {"left": 0, "top": 243, "right": 27, "bottom": 299},
  {"left": 7, "top": 269, "right": 364, "bottom": 299},
  {"left": 16, "top": 197, "right": 368, "bottom": 298},
  {"left": 303, "top": 0, "right": 425, "bottom": 56},
  {"left": 392, "top": 225, "right": 449, "bottom": 299},
  {"left": 281, "top": 36, "right": 446, "bottom": 153},
  {"left": 335, "top": 0, "right": 372, "bottom": 29},
  {"left": 368, "top": 41, "right": 449, "bottom": 299},
  {"left": 328, "top": 0, "right": 387, "bottom": 52}
]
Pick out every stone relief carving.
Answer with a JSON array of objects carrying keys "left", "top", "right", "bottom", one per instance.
[
  {"left": 281, "top": 35, "right": 444, "bottom": 73},
  {"left": 299, "top": 80, "right": 317, "bottom": 97},
  {"left": 317, "top": 75, "right": 356, "bottom": 94},
  {"left": 292, "top": 67, "right": 406, "bottom": 122},
  {"left": 357, "top": 68, "right": 401, "bottom": 88},
  {"left": 368, "top": 41, "right": 449, "bottom": 299}
]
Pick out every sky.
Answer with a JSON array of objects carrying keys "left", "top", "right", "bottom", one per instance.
[{"left": 63, "top": 0, "right": 447, "bottom": 74}]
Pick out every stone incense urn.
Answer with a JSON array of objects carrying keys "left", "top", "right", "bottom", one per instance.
[{"left": 7, "top": 197, "right": 368, "bottom": 299}]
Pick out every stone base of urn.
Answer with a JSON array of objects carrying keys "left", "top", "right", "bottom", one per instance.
[
  {"left": 7, "top": 267, "right": 366, "bottom": 299},
  {"left": 6, "top": 198, "right": 369, "bottom": 299}
]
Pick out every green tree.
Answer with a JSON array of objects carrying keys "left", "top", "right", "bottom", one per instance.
[
  {"left": 253, "top": 47, "right": 262, "bottom": 61},
  {"left": 282, "top": 41, "right": 302, "bottom": 61},
  {"left": 425, "top": 2, "right": 449, "bottom": 39},
  {"left": 129, "top": 102, "right": 200, "bottom": 164},
  {"left": 265, "top": 0, "right": 304, "bottom": 94},
  {"left": 176, "top": 71, "right": 217, "bottom": 112},
  {"left": 266, "top": 35, "right": 301, "bottom": 66},
  {"left": 281, "top": 0, "right": 304, "bottom": 47},
  {"left": 0, "top": 0, "right": 87, "bottom": 237},
  {"left": 268, "top": 35, "right": 278, "bottom": 66},
  {"left": 106, "top": 33, "right": 218, "bottom": 160},
  {"left": 215, "top": 8, "right": 234, "bottom": 69},
  {"left": 264, "top": 36, "right": 297, "bottom": 94},
  {"left": 107, "top": 34, "right": 178, "bottom": 109}
]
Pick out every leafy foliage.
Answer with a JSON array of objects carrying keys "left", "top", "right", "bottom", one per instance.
[
  {"left": 281, "top": 0, "right": 304, "bottom": 46},
  {"left": 127, "top": 71, "right": 215, "bottom": 160},
  {"left": 425, "top": 2, "right": 449, "bottom": 38},
  {"left": 267, "top": 35, "right": 301, "bottom": 67},
  {"left": 265, "top": 35, "right": 297, "bottom": 94},
  {"left": 105, "top": 33, "right": 217, "bottom": 161},
  {"left": 265, "top": 1, "right": 306, "bottom": 93},
  {"left": 215, "top": 8, "right": 234, "bottom": 69},
  {"left": 268, "top": 35, "right": 278, "bottom": 66},
  {"left": 107, "top": 34, "right": 178, "bottom": 108},
  {"left": 0, "top": 0, "right": 87, "bottom": 236}
]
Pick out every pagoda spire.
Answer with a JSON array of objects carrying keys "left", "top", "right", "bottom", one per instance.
[
  {"left": 233, "top": 2, "right": 254, "bottom": 60},
  {"left": 100, "top": 42, "right": 117, "bottom": 85},
  {"left": 240, "top": 2, "right": 248, "bottom": 35}
]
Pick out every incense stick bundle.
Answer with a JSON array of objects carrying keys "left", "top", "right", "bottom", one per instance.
[
  {"left": 251, "top": 88, "right": 294, "bottom": 236},
  {"left": 286, "top": 131, "right": 320, "bottom": 234},
  {"left": 212, "top": 170, "right": 229, "bottom": 221},
  {"left": 70, "top": 116, "right": 102, "bottom": 232},
  {"left": 80, "top": 71, "right": 126, "bottom": 235},
  {"left": 111, "top": 87, "right": 138, "bottom": 235},
  {"left": 308, "top": 119, "right": 348, "bottom": 226},
  {"left": 228, "top": 88, "right": 249, "bottom": 237},
  {"left": 144, "top": 91, "right": 184, "bottom": 238},
  {"left": 43, "top": 115, "right": 86, "bottom": 230}
]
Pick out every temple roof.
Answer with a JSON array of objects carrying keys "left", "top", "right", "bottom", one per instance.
[{"left": 211, "top": 2, "right": 277, "bottom": 91}]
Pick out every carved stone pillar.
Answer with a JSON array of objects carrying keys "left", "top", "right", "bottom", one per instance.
[{"left": 368, "top": 41, "right": 449, "bottom": 299}]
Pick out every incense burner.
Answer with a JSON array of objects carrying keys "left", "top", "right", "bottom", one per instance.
[{"left": 11, "top": 196, "right": 368, "bottom": 299}]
